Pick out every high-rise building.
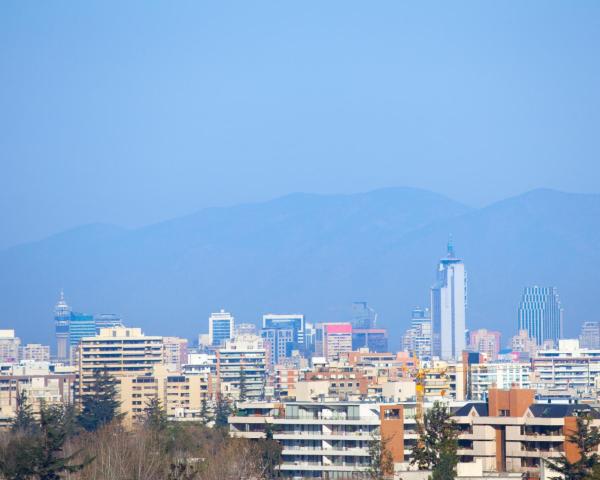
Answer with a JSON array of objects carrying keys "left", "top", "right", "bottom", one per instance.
[
  {"left": 0, "top": 330, "right": 20, "bottom": 363},
  {"left": 351, "top": 302, "right": 377, "bottom": 329},
  {"left": 468, "top": 329, "right": 502, "bottom": 361},
  {"left": 216, "top": 334, "right": 267, "bottom": 400},
  {"left": 315, "top": 323, "right": 352, "bottom": 361},
  {"left": 19, "top": 343, "right": 51, "bottom": 362},
  {"left": 431, "top": 240, "right": 467, "bottom": 360},
  {"left": 163, "top": 336, "right": 188, "bottom": 371},
  {"left": 235, "top": 323, "right": 257, "bottom": 337},
  {"left": 54, "top": 290, "right": 71, "bottom": 363},
  {"left": 510, "top": 329, "right": 538, "bottom": 360},
  {"left": 68, "top": 312, "right": 96, "bottom": 360},
  {"left": 579, "top": 322, "right": 600, "bottom": 350},
  {"left": 76, "top": 327, "right": 164, "bottom": 399},
  {"left": 401, "top": 307, "right": 432, "bottom": 360},
  {"left": 262, "top": 314, "right": 305, "bottom": 351},
  {"left": 518, "top": 286, "right": 563, "bottom": 346},
  {"left": 304, "top": 322, "right": 316, "bottom": 356},
  {"left": 351, "top": 328, "right": 388, "bottom": 352},
  {"left": 209, "top": 309, "right": 235, "bottom": 347},
  {"left": 94, "top": 313, "right": 124, "bottom": 333},
  {"left": 261, "top": 327, "right": 295, "bottom": 369}
]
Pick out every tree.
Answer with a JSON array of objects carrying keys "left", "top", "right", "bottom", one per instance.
[
  {"left": 144, "top": 396, "right": 168, "bottom": 432},
  {"left": 0, "top": 403, "right": 91, "bottom": 480},
  {"left": 214, "top": 395, "right": 231, "bottom": 428},
  {"left": 545, "top": 414, "right": 600, "bottom": 480},
  {"left": 200, "top": 398, "right": 212, "bottom": 426},
  {"left": 11, "top": 389, "right": 37, "bottom": 434},
  {"left": 34, "top": 403, "right": 91, "bottom": 479},
  {"left": 78, "top": 367, "right": 122, "bottom": 432},
  {"left": 431, "top": 445, "right": 459, "bottom": 480},
  {"left": 411, "top": 401, "right": 459, "bottom": 477},
  {"left": 238, "top": 366, "right": 248, "bottom": 402},
  {"left": 368, "top": 432, "right": 395, "bottom": 480}
]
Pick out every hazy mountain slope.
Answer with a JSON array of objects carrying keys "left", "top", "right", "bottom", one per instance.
[
  {"left": 0, "top": 187, "right": 470, "bottom": 344},
  {"left": 0, "top": 187, "right": 598, "bottom": 347}
]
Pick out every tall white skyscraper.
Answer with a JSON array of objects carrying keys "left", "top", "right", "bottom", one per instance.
[{"left": 430, "top": 240, "right": 467, "bottom": 360}]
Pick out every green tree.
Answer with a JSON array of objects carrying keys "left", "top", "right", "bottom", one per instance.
[
  {"left": 545, "top": 414, "right": 600, "bottom": 480},
  {"left": 214, "top": 395, "right": 231, "bottom": 428},
  {"left": 411, "top": 401, "right": 459, "bottom": 476},
  {"left": 431, "top": 445, "right": 459, "bottom": 480},
  {"left": 144, "top": 396, "right": 168, "bottom": 432},
  {"left": 199, "top": 398, "right": 212, "bottom": 426},
  {"left": 78, "top": 367, "right": 122, "bottom": 432},
  {"left": 11, "top": 389, "right": 37, "bottom": 434},
  {"left": 0, "top": 403, "right": 91, "bottom": 480},
  {"left": 34, "top": 403, "right": 91, "bottom": 479},
  {"left": 367, "top": 432, "right": 395, "bottom": 480},
  {"left": 238, "top": 366, "right": 248, "bottom": 402}
]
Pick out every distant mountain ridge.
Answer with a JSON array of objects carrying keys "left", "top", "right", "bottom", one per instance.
[{"left": 0, "top": 187, "right": 598, "bottom": 346}]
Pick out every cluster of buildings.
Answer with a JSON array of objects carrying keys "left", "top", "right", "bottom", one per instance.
[{"left": 1, "top": 242, "right": 599, "bottom": 479}]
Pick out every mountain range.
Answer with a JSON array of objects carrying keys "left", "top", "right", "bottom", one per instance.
[{"left": 1, "top": 187, "right": 599, "bottom": 347}]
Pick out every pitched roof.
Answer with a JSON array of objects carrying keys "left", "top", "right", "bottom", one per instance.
[
  {"left": 453, "top": 403, "right": 488, "bottom": 417},
  {"left": 528, "top": 404, "right": 600, "bottom": 419}
]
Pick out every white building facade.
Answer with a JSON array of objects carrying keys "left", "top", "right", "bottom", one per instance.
[{"left": 431, "top": 241, "right": 467, "bottom": 360}]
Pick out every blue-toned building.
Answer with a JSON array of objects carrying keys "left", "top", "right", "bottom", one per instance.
[
  {"left": 262, "top": 314, "right": 305, "bottom": 353},
  {"left": 518, "top": 286, "right": 563, "bottom": 346},
  {"left": 69, "top": 312, "right": 96, "bottom": 356}
]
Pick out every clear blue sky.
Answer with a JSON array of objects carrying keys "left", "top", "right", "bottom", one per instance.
[{"left": 1, "top": 1, "right": 599, "bottom": 248}]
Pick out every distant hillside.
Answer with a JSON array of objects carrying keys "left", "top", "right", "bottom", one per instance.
[{"left": 0, "top": 187, "right": 598, "bottom": 347}]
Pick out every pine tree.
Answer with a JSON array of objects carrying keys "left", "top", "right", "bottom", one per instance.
[
  {"left": 11, "top": 388, "right": 37, "bottom": 434},
  {"left": 367, "top": 432, "right": 395, "bottom": 480},
  {"left": 78, "top": 367, "right": 122, "bottom": 432},
  {"left": 0, "top": 403, "right": 91, "bottom": 480},
  {"left": 411, "top": 401, "right": 459, "bottom": 473},
  {"left": 238, "top": 366, "right": 248, "bottom": 402},
  {"left": 214, "top": 395, "right": 231, "bottom": 428},
  {"left": 545, "top": 414, "right": 600, "bottom": 480},
  {"left": 145, "top": 396, "right": 168, "bottom": 432},
  {"left": 199, "top": 398, "right": 212, "bottom": 426},
  {"left": 34, "top": 403, "right": 91, "bottom": 480}
]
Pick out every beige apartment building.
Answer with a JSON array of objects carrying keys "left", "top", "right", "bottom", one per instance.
[
  {"left": 119, "top": 365, "right": 213, "bottom": 426},
  {"left": 76, "top": 327, "right": 164, "bottom": 399}
]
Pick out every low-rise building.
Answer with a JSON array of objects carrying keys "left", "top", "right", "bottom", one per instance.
[{"left": 230, "top": 400, "right": 417, "bottom": 479}]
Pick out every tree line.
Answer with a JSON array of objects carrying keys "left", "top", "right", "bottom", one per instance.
[{"left": 0, "top": 368, "right": 281, "bottom": 480}]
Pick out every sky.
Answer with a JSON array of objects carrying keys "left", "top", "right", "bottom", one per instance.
[{"left": 1, "top": 1, "right": 599, "bottom": 249}]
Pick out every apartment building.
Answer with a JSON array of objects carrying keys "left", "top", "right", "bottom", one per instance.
[
  {"left": 162, "top": 336, "right": 188, "bottom": 371},
  {"left": 119, "top": 365, "right": 213, "bottom": 426},
  {"left": 530, "top": 339, "right": 600, "bottom": 396},
  {"left": 76, "top": 327, "right": 164, "bottom": 398},
  {"left": 19, "top": 343, "right": 51, "bottom": 362},
  {"left": 453, "top": 388, "right": 600, "bottom": 476},
  {"left": 315, "top": 323, "right": 352, "bottom": 361},
  {"left": 216, "top": 334, "right": 267, "bottom": 400},
  {"left": 230, "top": 388, "right": 600, "bottom": 479},
  {"left": 229, "top": 400, "right": 416, "bottom": 479},
  {"left": 0, "top": 361, "right": 75, "bottom": 425},
  {"left": 469, "top": 362, "right": 531, "bottom": 401}
]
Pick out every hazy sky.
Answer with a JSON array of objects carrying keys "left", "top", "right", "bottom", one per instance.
[{"left": 1, "top": 1, "right": 599, "bottom": 249}]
